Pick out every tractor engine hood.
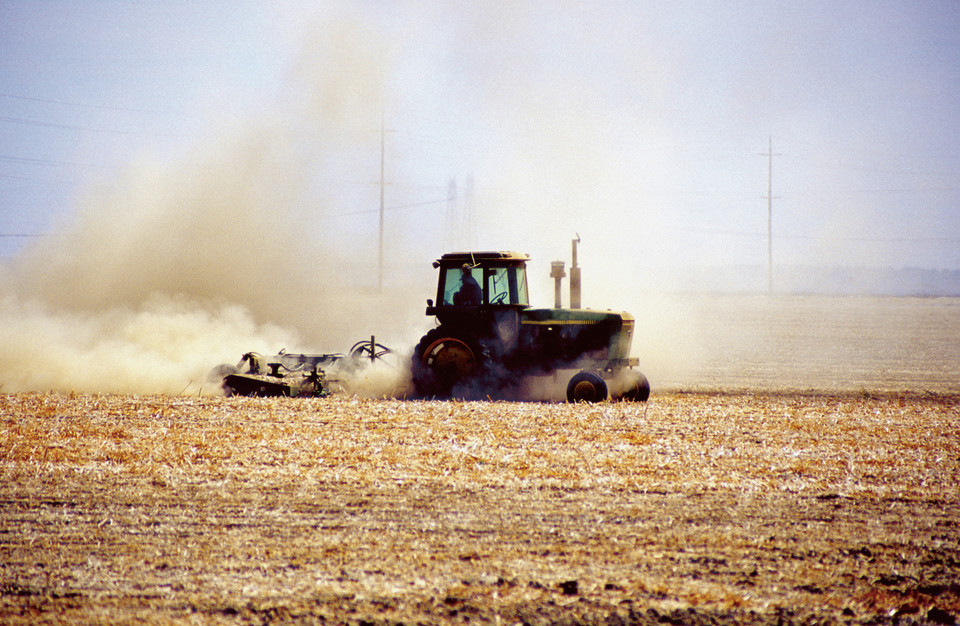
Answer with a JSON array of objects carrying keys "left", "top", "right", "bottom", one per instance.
[{"left": 520, "top": 308, "right": 636, "bottom": 365}]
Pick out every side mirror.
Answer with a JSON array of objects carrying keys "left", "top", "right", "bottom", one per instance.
[{"left": 427, "top": 299, "right": 434, "bottom": 307}]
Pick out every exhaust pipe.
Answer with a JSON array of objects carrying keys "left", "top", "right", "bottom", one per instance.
[
  {"left": 570, "top": 236, "right": 581, "bottom": 309},
  {"left": 550, "top": 236, "right": 582, "bottom": 309}
]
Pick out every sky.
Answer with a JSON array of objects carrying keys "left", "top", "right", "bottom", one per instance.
[
  {"left": 2, "top": 1, "right": 959, "bottom": 271},
  {"left": 0, "top": 0, "right": 959, "bottom": 392}
]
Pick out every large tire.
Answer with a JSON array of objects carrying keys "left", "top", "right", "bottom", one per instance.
[
  {"left": 566, "top": 370, "right": 608, "bottom": 403},
  {"left": 613, "top": 370, "right": 650, "bottom": 402},
  {"left": 411, "top": 327, "right": 481, "bottom": 397}
]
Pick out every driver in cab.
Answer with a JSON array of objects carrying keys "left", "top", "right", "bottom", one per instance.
[{"left": 453, "top": 263, "right": 481, "bottom": 305}]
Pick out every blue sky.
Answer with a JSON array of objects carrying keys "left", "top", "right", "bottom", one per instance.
[{"left": 2, "top": 0, "right": 959, "bottom": 284}]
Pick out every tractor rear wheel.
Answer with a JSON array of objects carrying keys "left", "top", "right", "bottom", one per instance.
[
  {"left": 412, "top": 328, "right": 481, "bottom": 397},
  {"left": 566, "top": 371, "right": 608, "bottom": 403}
]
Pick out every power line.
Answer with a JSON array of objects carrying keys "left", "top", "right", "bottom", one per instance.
[
  {"left": 0, "top": 114, "right": 181, "bottom": 137},
  {"left": 0, "top": 155, "right": 107, "bottom": 169},
  {"left": 0, "top": 173, "right": 79, "bottom": 184},
  {"left": 329, "top": 197, "right": 448, "bottom": 218},
  {"left": 0, "top": 92, "right": 183, "bottom": 116},
  {"left": 681, "top": 226, "right": 960, "bottom": 244},
  {"left": 790, "top": 234, "right": 960, "bottom": 244}
]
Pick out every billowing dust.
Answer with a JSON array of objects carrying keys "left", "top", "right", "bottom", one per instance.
[{"left": 0, "top": 22, "right": 431, "bottom": 396}]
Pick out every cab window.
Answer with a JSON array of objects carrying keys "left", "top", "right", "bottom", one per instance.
[
  {"left": 487, "top": 266, "right": 529, "bottom": 306},
  {"left": 512, "top": 265, "right": 529, "bottom": 305}
]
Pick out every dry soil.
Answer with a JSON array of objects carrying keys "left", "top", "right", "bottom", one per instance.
[{"left": 1, "top": 391, "right": 958, "bottom": 625}]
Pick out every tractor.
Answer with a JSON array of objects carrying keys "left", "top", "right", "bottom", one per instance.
[{"left": 410, "top": 250, "right": 649, "bottom": 402}]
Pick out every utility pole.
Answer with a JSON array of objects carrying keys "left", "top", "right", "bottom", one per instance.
[
  {"left": 761, "top": 137, "right": 781, "bottom": 294},
  {"left": 444, "top": 177, "right": 457, "bottom": 249},
  {"left": 378, "top": 112, "right": 386, "bottom": 293}
]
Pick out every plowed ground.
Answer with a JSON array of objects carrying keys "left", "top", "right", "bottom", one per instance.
[{"left": 1, "top": 391, "right": 958, "bottom": 625}]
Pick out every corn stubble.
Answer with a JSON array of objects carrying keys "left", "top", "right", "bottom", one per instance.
[{"left": 1, "top": 392, "right": 958, "bottom": 624}]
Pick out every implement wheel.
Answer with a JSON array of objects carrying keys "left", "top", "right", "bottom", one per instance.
[{"left": 349, "top": 338, "right": 393, "bottom": 365}]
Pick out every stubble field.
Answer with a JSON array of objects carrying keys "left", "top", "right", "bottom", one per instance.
[{"left": 1, "top": 296, "right": 959, "bottom": 624}]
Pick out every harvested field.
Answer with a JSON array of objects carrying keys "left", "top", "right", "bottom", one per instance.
[
  {"left": 637, "top": 295, "right": 960, "bottom": 395},
  {"left": 1, "top": 391, "right": 958, "bottom": 624}
]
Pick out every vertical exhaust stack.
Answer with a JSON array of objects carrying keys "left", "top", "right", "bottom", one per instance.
[
  {"left": 570, "top": 236, "right": 582, "bottom": 309},
  {"left": 550, "top": 261, "right": 566, "bottom": 308}
]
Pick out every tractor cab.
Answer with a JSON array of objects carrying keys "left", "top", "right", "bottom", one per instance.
[{"left": 426, "top": 252, "right": 530, "bottom": 324}]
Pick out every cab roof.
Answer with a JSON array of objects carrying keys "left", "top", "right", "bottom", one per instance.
[{"left": 433, "top": 251, "right": 530, "bottom": 268}]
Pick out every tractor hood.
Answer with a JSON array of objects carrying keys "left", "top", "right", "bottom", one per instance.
[{"left": 520, "top": 308, "right": 636, "bottom": 364}]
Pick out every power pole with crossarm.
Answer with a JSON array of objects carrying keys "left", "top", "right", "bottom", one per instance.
[{"left": 761, "top": 137, "right": 781, "bottom": 294}]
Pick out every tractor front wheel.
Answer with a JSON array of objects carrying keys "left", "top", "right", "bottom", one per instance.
[
  {"left": 412, "top": 328, "right": 481, "bottom": 397},
  {"left": 566, "top": 371, "right": 608, "bottom": 403},
  {"left": 612, "top": 369, "right": 650, "bottom": 402}
]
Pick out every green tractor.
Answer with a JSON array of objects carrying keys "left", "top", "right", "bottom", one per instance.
[{"left": 411, "top": 251, "right": 649, "bottom": 402}]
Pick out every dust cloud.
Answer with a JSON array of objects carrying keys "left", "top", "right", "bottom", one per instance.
[{"left": 0, "top": 19, "right": 429, "bottom": 395}]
